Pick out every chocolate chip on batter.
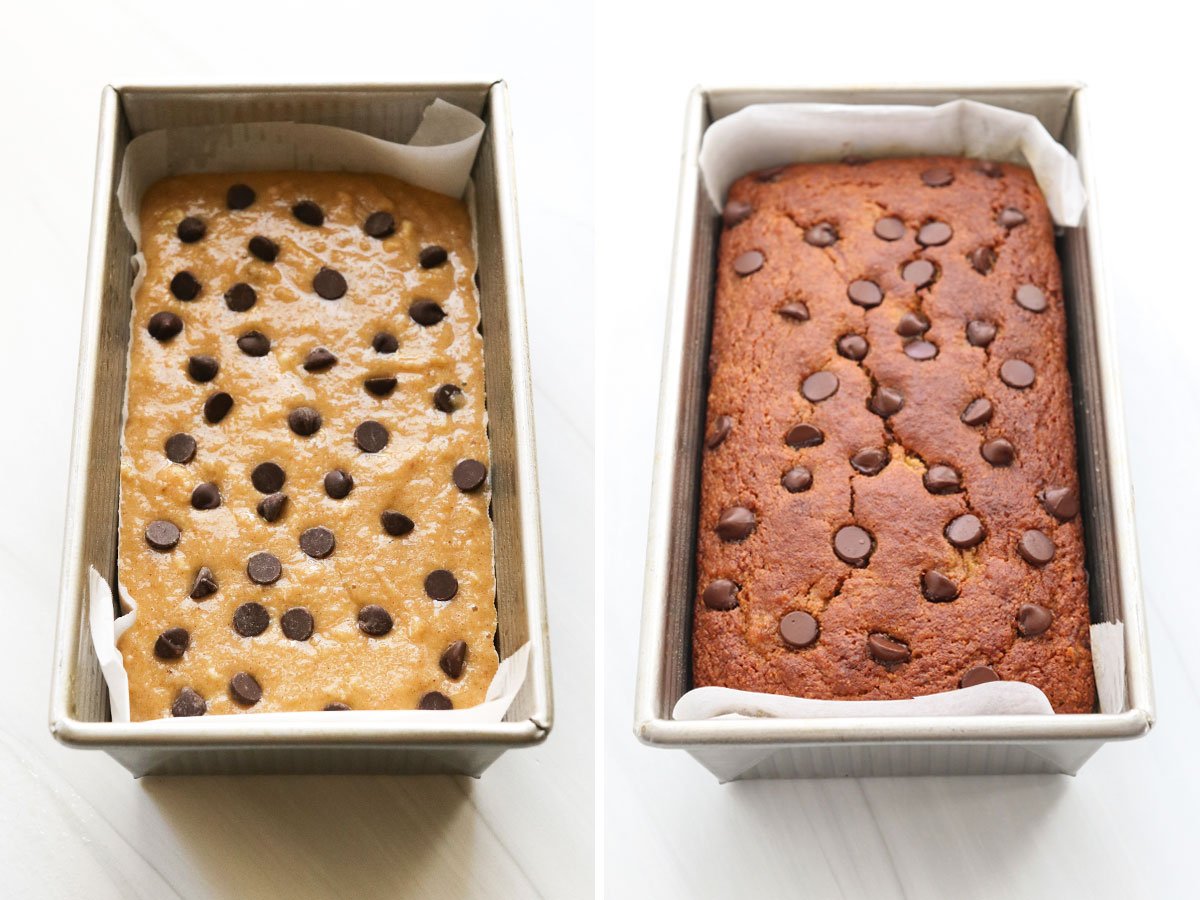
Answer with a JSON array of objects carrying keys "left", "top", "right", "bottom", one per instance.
[
  {"left": 804, "top": 223, "right": 838, "bottom": 247},
  {"left": 224, "top": 282, "right": 257, "bottom": 312},
  {"left": 171, "top": 688, "right": 206, "bottom": 717},
  {"left": 250, "top": 461, "right": 285, "bottom": 494},
  {"left": 779, "top": 302, "right": 810, "bottom": 322},
  {"left": 1039, "top": 486, "right": 1079, "bottom": 521},
  {"left": 324, "top": 702, "right": 351, "bottom": 711},
  {"left": 189, "top": 566, "right": 218, "bottom": 600},
  {"left": 1015, "top": 284, "right": 1048, "bottom": 313},
  {"left": 785, "top": 423, "right": 824, "bottom": 448},
  {"left": 381, "top": 510, "right": 415, "bottom": 536},
  {"left": 945, "top": 514, "right": 985, "bottom": 548},
  {"left": 702, "top": 579, "right": 739, "bottom": 611},
  {"left": 237, "top": 330, "right": 270, "bottom": 357},
  {"left": 981, "top": 438, "right": 1015, "bottom": 466},
  {"left": 1018, "top": 603, "right": 1053, "bottom": 637},
  {"left": 874, "top": 216, "right": 905, "bottom": 241},
  {"left": 896, "top": 311, "right": 930, "bottom": 336},
  {"left": 419, "top": 245, "right": 448, "bottom": 268},
  {"left": 364, "top": 376, "right": 397, "bottom": 397},
  {"left": 177, "top": 216, "right": 206, "bottom": 243},
  {"left": 358, "top": 605, "right": 393, "bottom": 636},
  {"left": 246, "top": 552, "right": 282, "bottom": 586},
  {"left": 922, "top": 570, "right": 959, "bottom": 602},
  {"left": 453, "top": 459, "right": 487, "bottom": 492},
  {"left": 410, "top": 299, "right": 446, "bottom": 326},
  {"left": 901, "top": 259, "right": 936, "bottom": 288},
  {"left": 438, "top": 640, "right": 469, "bottom": 679},
  {"left": 256, "top": 492, "right": 287, "bottom": 523},
  {"left": 292, "top": 200, "right": 324, "bottom": 227},
  {"left": 781, "top": 466, "right": 812, "bottom": 493},
  {"left": 147, "top": 311, "right": 183, "bottom": 341},
  {"left": 354, "top": 420, "right": 389, "bottom": 453},
  {"left": 364, "top": 211, "right": 396, "bottom": 238},
  {"left": 226, "top": 183, "right": 256, "bottom": 209},
  {"left": 722, "top": 199, "right": 753, "bottom": 228},
  {"left": 288, "top": 407, "right": 322, "bottom": 436},
  {"left": 706, "top": 415, "right": 733, "bottom": 450},
  {"left": 419, "top": 692, "right": 453, "bottom": 710},
  {"left": 837, "top": 334, "right": 869, "bottom": 361},
  {"left": 170, "top": 271, "right": 201, "bottom": 301},
  {"left": 848, "top": 277, "right": 884, "bottom": 308},
  {"left": 313, "top": 266, "right": 347, "bottom": 300},
  {"left": 966, "top": 320, "right": 997, "bottom": 347},
  {"left": 190, "top": 482, "right": 221, "bottom": 510},
  {"left": 1000, "top": 359, "right": 1036, "bottom": 389},
  {"left": 248, "top": 236, "right": 279, "bottom": 262},
  {"left": 801, "top": 371, "right": 839, "bottom": 402},
  {"left": 233, "top": 601, "right": 270, "bottom": 636},
  {"left": 434, "top": 383, "right": 465, "bottom": 412},
  {"left": 372, "top": 332, "right": 398, "bottom": 354},
  {"left": 780, "top": 611, "right": 820, "bottom": 649},
  {"left": 424, "top": 569, "right": 459, "bottom": 602},
  {"left": 145, "top": 520, "right": 180, "bottom": 551},
  {"left": 961, "top": 665, "right": 1000, "bottom": 688},
  {"left": 904, "top": 340, "right": 938, "bottom": 361},
  {"left": 204, "top": 392, "right": 233, "bottom": 424},
  {"left": 154, "top": 627, "right": 190, "bottom": 659},
  {"left": 969, "top": 246, "right": 997, "bottom": 274},
  {"left": 1018, "top": 529, "right": 1056, "bottom": 566},
  {"left": 851, "top": 447, "right": 889, "bottom": 476},
  {"left": 716, "top": 506, "right": 756, "bottom": 542},
  {"left": 300, "top": 526, "right": 335, "bottom": 559},
  {"left": 961, "top": 398, "right": 994, "bottom": 426},
  {"left": 834, "top": 525, "right": 874, "bottom": 566},
  {"left": 229, "top": 672, "right": 262, "bottom": 706},
  {"left": 733, "top": 250, "right": 764, "bottom": 276},
  {"left": 917, "top": 221, "right": 953, "bottom": 247},
  {"left": 923, "top": 464, "right": 962, "bottom": 494},
  {"left": 303, "top": 347, "right": 337, "bottom": 371},
  {"left": 998, "top": 207, "right": 1027, "bottom": 229},
  {"left": 868, "top": 633, "right": 911, "bottom": 663},
  {"left": 921, "top": 167, "right": 953, "bottom": 187},
  {"left": 324, "top": 469, "right": 354, "bottom": 499},
  {"left": 281, "top": 607, "right": 315, "bottom": 641},
  {"left": 165, "top": 432, "right": 197, "bottom": 464},
  {"left": 187, "top": 355, "right": 219, "bottom": 382},
  {"left": 868, "top": 386, "right": 904, "bottom": 418}
]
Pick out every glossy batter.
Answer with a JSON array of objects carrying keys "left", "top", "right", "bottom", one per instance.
[{"left": 118, "top": 171, "right": 497, "bottom": 719}]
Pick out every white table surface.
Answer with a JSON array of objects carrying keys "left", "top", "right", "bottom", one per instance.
[
  {"left": 598, "top": 3, "right": 1199, "bottom": 898},
  {"left": 0, "top": 2, "right": 593, "bottom": 898}
]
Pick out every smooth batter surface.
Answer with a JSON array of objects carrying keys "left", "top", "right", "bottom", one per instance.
[{"left": 118, "top": 171, "right": 497, "bottom": 719}]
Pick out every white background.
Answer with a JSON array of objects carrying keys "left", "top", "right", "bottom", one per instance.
[
  {"left": 0, "top": 2, "right": 593, "bottom": 899},
  {"left": 598, "top": 1, "right": 1200, "bottom": 898}
]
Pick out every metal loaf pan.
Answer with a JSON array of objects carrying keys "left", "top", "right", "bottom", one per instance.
[
  {"left": 49, "top": 81, "right": 551, "bottom": 777},
  {"left": 635, "top": 84, "right": 1154, "bottom": 780}
]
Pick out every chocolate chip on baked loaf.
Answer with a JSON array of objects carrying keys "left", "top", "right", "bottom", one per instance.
[
  {"left": 733, "top": 251, "right": 764, "bottom": 276},
  {"left": 780, "top": 611, "right": 819, "bottom": 649},
  {"left": 833, "top": 525, "right": 874, "bottom": 566},
  {"left": 702, "top": 579, "right": 739, "bottom": 611}
]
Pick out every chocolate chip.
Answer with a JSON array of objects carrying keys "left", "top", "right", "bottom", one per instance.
[
  {"left": 961, "top": 398, "right": 994, "bottom": 426},
  {"left": 224, "top": 282, "right": 257, "bottom": 312},
  {"left": 372, "top": 331, "right": 398, "bottom": 353},
  {"left": 204, "top": 392, "right": 233, "bottom": 424},
  {"left": 145, "top": 520, "right": 180, "bottom": 551},
  {"left": 249, "top": 236, "right": 279, "bottom": 262},
  {"left": 998, "top": 207, "right": 1027, "bottom": 228},
  {"left": 874, "top": 216, "right": 905, "bottom": 241},
  {"left": 187, "top": 355, "right": 218, "bottom": 383},
  {"left": 171, "top": 688, "right": 206, "bottom": 717},
  {"left": 365, "top": 376, "right": 397, "bottom": 397},
  {"left": 256, "top": 493, "right": 287, "bottom": 523},
  {"left": 324, "top": 703, "right": 351, "bottom": 711},
  {"left": 440, "top": 640, "right": 469, "bottom": 678},
  {"left": 834, "top": 525, "right": 874, "bottom": 566},
  {"left": 804, "top": 223, "right": 838, "bottom": 247},
  {"left": 921, "top": 167, "right": 953, "bottom": 187},
  {"left": 1018, "top": 529, "right": 1056, "bottom": 566},
  {"left": 419, "top": 245, "right": 448, "bottom": 268},
  {"left": 453, "top": 459, "right": 487, "bottom": 492},
  {"left": 706, "top": 415, "right": 733, "bottom": 450},
  {"left": 702, "top": 579, "right": 739, "bottom": 611},
  {"left": 733, "top": 250, "right": 764, "bottom": 276},
  {"left": 237, "top": 330, "right": 270, "bottom": 357},
  {"left": 354, "top": 420, "right": 389, "bottom": 452},
  {"left": 1000, "top": 359, "right": 1035, "bottom": 389},
  {"left": 869, "top": 386, "right": 904, "bottom": 418},
  {"left": 904, "top": 340, "right": 938, "bottom": 361},
  {"left": 288, "top": 407, "right": 322, "bottom": 436},
  {"left": 961, "top": 665, "right": 1000, "bottom": 688},
  {"left": 410, "top": 299, "right": 446, "bottom": 325},
  {"left": 917, "top": 221, "right": 953, "bottom": 247},
  {"left": 785, "top": 423, "right": 824, "bottom": 448},
  {"left": 381, "top": 510, "right": 415, "bottom": 536},
  {"left": 357, "top": 605, "right": 393, "bottom": 636},
  {"left": 922, "top": 570, "right": 959, "bottom": 602},
  {"left": 851, "top": 447, "right": 889, "bottom": 476},
  {"left": 1039, "top": 486, "right": 1079, "bottom": 521},
  {"left": 233, "top": 601, "right": 270, "bottom": 636},
  {"left": 324, "top": 469, "right": 354, "bottom": 499},
  {"left": 924, "top": 464, "right": 961, "bottom": 494},
  {"left": 981, "top": 438, "right": 1015, "bottom": 466},
  {"left": 281, "top": 607, "right": 314, "bottom": 641},
  {"left": 229, "top": 672, "right": 262, "bottom": 706},
  {"left": 364, "top": 211, "right": 395, "bottom": 238},
  {"left": 755, "top": 165, "right": 786, "bottom": 182},
  {"left": 1018, "top": 603, "right": 1053, "bottom": 637},
  {"left": 966, "top": 320, "right": 997, "bottom": 347},
  {"left": 837, "top": 334, "right": 868, "bottom": 361},
  {"left": 249, "top": 462, "right": 285, "bottom": 494},
  {"left": 722, "top": 199, "right": 753, "bottom": 228},
  {"left": 246, "top": 552, "right": 282, "bottom": 586},
  {"left": 184, "top": 567, "right": 216, "bottom": 602},
  {"left": 868, "top": 633, "right": 911, "bottom": 663},
  {"left": 425, "top": 569, "right": 458, "bottom": 601},
  {"left": 419, "top": 692, "right": 453, "bottom": 710},
  {"left": 979, "top": 161, "right": 1004, "bottom": 178},
  {"left": 1015, "top": 284, "right": 1048, "bottom": 312},
  {"left": 896, "top": 311, "right": 930, "bottom": 337},
  {"left": 780, "top": 611, "right": 820, "bottom": 649},
  {"left": 227, "top": 183, "right": 255, "bottom": 209},
  {"left": 847, "top": 279, "right": 883, "bottom": 308},
  {"left": 165, "top": 433, "right": 196, "bottom": 464},
  {"left": 303, "top": 347, "right": 337, "bottom": 371},
  {"left": 154, "top": 627, "right": 189, "bottom": 659},
  {"left": 801, "top": 371, "right": 839, "bottom": 402},
  {"left": 969, "top": 246, "right": 997, "bottom": 274},
  {"left": 434, "top": 383, "right": 465, "bottom": 413},
  {"left": 300, "top": 526, "right": 335, "bottom": 559},
  {"left": 313, "top": 266, "right": 347, "bottom": 300},
  {"left": 292, "top": 200, "right": 324, "bottom": 226},
  {"left": 170, "top": 271, "right": 201, "bottom": 300},
  {"left": 779, "top": 302, "right": 809, "bottom": 322},
  {"left": 782, "top": 466, "right": 813, "bottom": 493},
  {"left": 190, "top": 482, "right": 220, "bottom": 510},
  {"left": 945, "top": 514, "right": 985, "bottom": 548},
  {"left": 177, "top": 217, "right": 206, "bottom": 243},
  {"left": 716, "top": 506, "right": 756, "bottom": 542},
  {"left": 901, "top": 259, "right": 936, "bottom": 288},
  {"left": 148, "top": 311, "right": 183, "bottom": 341}
]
